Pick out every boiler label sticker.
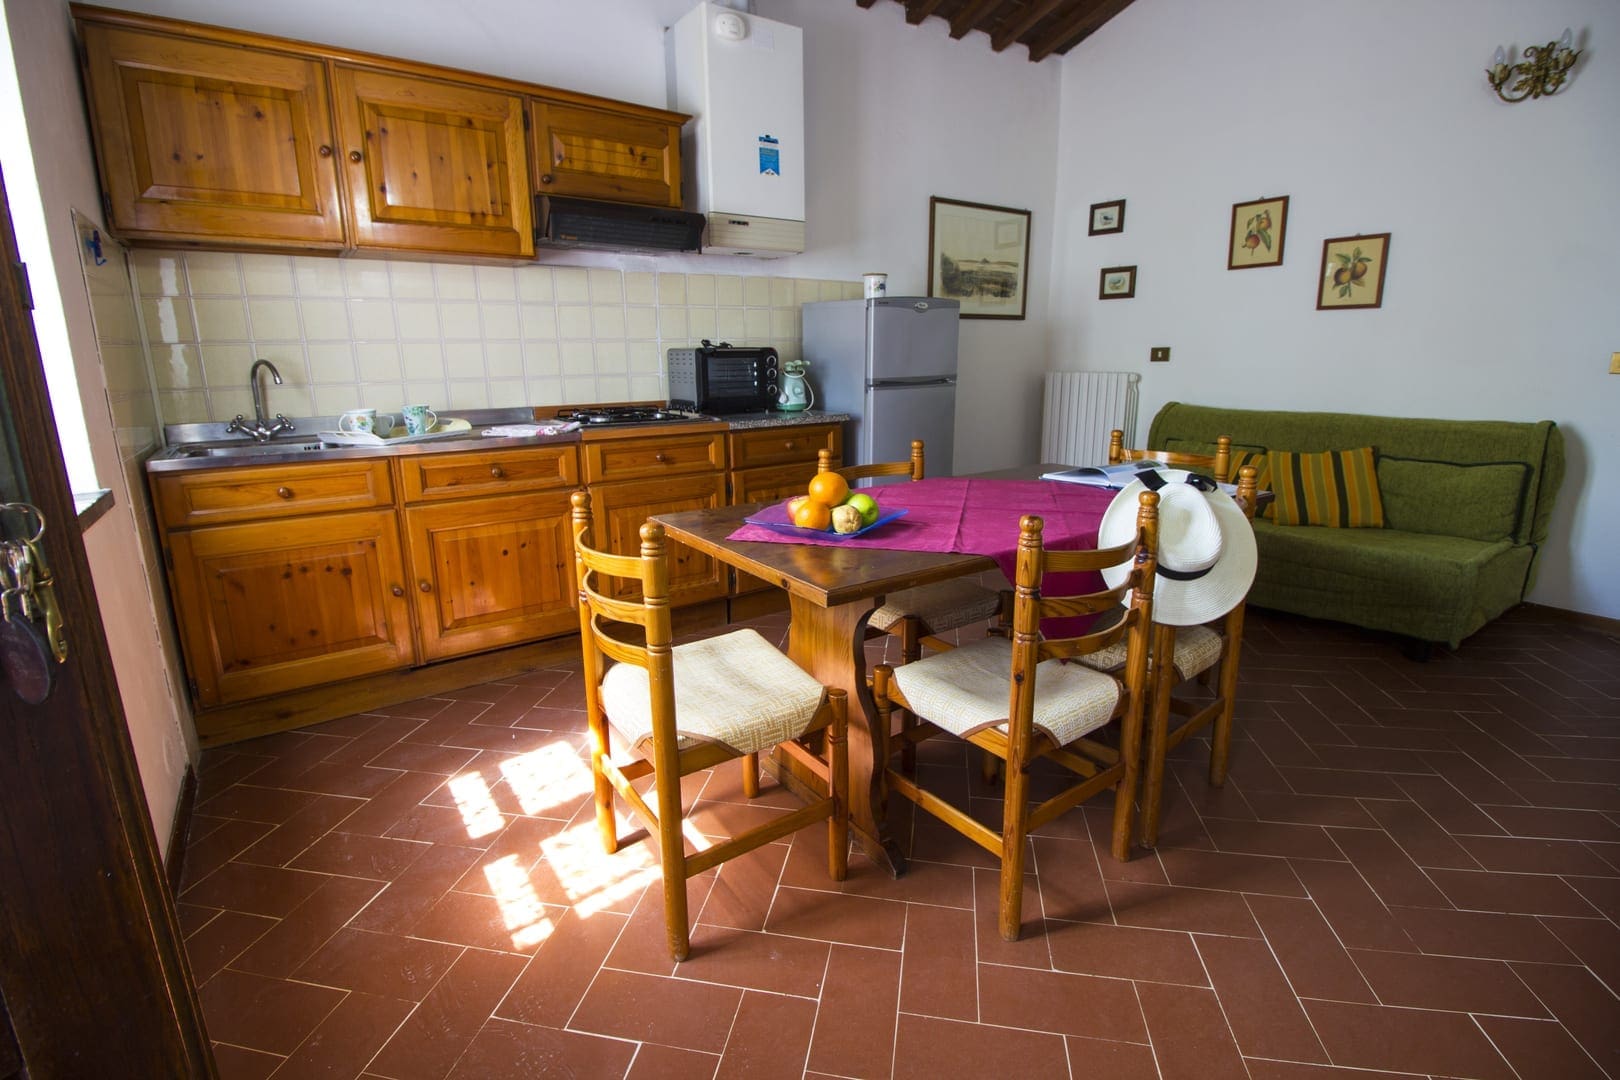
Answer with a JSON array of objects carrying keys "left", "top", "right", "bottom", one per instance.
[{"left": 758, "top": 134, "right": 780, "bottom": 176}]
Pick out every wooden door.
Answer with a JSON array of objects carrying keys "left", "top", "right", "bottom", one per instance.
[
  {"left": 334, "top": 65, "right": 533, "bottom": 257},
  {"left": 402, "top": 491, "right": 577, "bottom": 662},
  {"left": 167, "top": 510, "right": 414, "bottom": 705},
  {"left": 531, "top": 99, "right": 682, "bottom": 208},
  {"left": 591, "top": 473, "right": 727, "bottom": 606},
  {"left": 76, "top": 18, "right": 345, "bottom": 247},
  {"left": 0, "top": 168, "right": 214, "bottom": 1072}
]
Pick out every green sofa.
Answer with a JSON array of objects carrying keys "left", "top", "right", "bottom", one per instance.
[{"left": 1146, "top": 403, "right": 1565, "bottom": 649}]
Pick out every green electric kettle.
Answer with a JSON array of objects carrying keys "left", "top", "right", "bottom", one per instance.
[{"left": 776, "top": 358, "right": 814, "bottom": 412}]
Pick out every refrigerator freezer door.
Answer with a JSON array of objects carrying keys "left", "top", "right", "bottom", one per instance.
[
  {"left": 867, "top": 298, "right": 959, "bottom": 382},
  {"left": 863, "top": 381, "right": 957, "bottom": 482}
]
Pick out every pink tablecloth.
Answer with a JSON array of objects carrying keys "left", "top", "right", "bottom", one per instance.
[{"left": 727, "top": 477, "right": 1117, "bottom": 595}]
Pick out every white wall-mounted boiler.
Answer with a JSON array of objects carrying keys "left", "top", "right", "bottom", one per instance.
[{"left": 666, "top": 2, "right": 805, "bottom": 257}]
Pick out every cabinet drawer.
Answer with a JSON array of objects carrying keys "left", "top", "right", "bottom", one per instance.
[
  {"left": 397, "top": 445, "right": 579, "bottom": 503},
  {"left": 582, "top": 432, "right": 726, "bottom": 483},
  {"left": 729, "top": 424, "right": 842, "bottom": 470},
  {"left": 153, "top": 459, "right": 393, "bottom": 529}
]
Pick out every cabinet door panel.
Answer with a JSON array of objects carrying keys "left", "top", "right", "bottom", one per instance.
[
  {"left": 729, "top": 424, "right": 842, "bottom": 470},
  {"left": 78, "top": 23, "right": 344, "bottom": 245},
  {"left": 335, "top": 66, "right": 533, "bottom": 257},
  {"left": 531, "top": 100, "right": 681, "bottom": 208},
  {"left": 167, "top": 511, "right": 412, "bottom": 705},
  {"left": 403, "top": 492, "right": 577, "bottom": 661},
  {"left": 729, "top": 462, "right": 824, "bottom": 596},
  {"left": 590, "top": 474, "right": 726, "bottom": 606}
]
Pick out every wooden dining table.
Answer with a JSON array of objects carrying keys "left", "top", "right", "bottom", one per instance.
[{"left": 653, "top": 464, "right": 1083, "bottom": 876}]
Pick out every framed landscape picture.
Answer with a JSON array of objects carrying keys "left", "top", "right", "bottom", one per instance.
[
  {"left": 1099, "top": 265, "right": 1136, "bottom": 299},
  {"left": 1089, "top": 199, "right": 1126, "bottom": 235},
  {"left": 1317, "top": 233, "right": 1390, "bottom": 310},
  {"left": 927, "top": 196, "right": 1032, "bottom": 319},
  {"left": 1228, "top": 195, "right": 1289, "bottom": 269}
]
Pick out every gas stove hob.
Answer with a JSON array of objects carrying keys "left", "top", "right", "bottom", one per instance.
[{"left": 557, "top": 406, "right": 715, "bottom": 426}]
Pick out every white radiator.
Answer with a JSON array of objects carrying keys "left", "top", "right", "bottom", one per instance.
[{"left": 1040, "top": 371, "right": 1141, "bottom": 465}]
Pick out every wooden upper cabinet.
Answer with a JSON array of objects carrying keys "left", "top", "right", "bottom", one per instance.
[
  {"left": 76, "top": 19, "right": 346, "bottom": 247},
  {"left": 531, "top": 99, "right": 682, "bottom": 209},
  {"left": 333, "top": 66, "right": 533, "bottom": 258}
]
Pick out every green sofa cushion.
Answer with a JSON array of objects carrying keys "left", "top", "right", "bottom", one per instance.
[
  {"left": 1377, "top": 455, "right": 1530, "bottom": 543},
  {"left": 1251, "top": 521, "right": 1533, "bottom": 646}
]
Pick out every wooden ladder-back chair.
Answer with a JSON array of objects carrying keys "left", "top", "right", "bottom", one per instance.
[
  {"left": 1109, "top": 428, "right": 1233, "bottom": 483},
  {"left": 1079, "top": 466, "right": 1260, "bottom": 848},
  {"left": 871, "top": 492, "right": 1161, "bottom": 941},
  {"left": 570, "top": 491, "right": 848, "bottom": 961},
  {"left": 817, "top": 441, "right": 1006, "bottom": 666}
]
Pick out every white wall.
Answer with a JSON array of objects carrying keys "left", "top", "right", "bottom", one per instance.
[
  {"left": 102, "top": 0, "right": 1062, "bottom": 471},
  {"left": 1050, "top": 0, "right": 1620, "bottom": 619}
]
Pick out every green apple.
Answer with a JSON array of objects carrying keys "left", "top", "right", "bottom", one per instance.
[{"left": 845, "top": 492, "right": 879, "bottom": 527}]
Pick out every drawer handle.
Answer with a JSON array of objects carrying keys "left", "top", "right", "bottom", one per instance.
[
  {"left": 391, "top": 585, "right": 404, "bottom": 597},
  {"left": 784, "top": 440, "right": 796, "bottom": 450},
  {"left": 276, "top": 486, "right": 293, "bottom": 499},
  {"left": 418, "top": 580, "right": 432, "bottom": 593},
  {"left": 490, "top": 465, "right": 505, "bottom": 478},
  {"left": 654, "top": 452, "right": 668, "bottom": 463},
  {"left": 349, "top": 149, "right": 363, "bottom": 163},
  {"left": 317, "top": 144, "right": 332, "bottom": 158},
  {"left": 540, "top": 173, "right": 554, "bottom": 184}
]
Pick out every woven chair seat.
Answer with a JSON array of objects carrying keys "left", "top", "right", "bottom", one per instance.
[
  {"left": 868, "top": 578, "right": 1004, "bottom": 634},
  {"left": 891, "top": 635, "right": 1120, "bottom": 747},
  {"left": 1081, "top": 623, "right": 1224, "bottom": 681},
  {"left": 601, "top": 628, "right": 825, "bottom": 756}
]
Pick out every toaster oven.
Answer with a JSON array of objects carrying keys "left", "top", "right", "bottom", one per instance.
[{"left": 666, "top": 341, "right": 779, "bottom": 414}]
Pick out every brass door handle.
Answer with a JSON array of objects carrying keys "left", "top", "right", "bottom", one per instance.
[
  {"left": 490, "top": 465, "right": 505, "bottom": 478},
  {"left": 391, "top": 585, "right": 405, "bottom": 597},
  {"left": 348, "top": 150, "right": 363, "bottom": 163},
  {"left": 654, "top": 453, "right": 668, "bottom": 463},
  {"left": 318, "top": 144, "right": 333, "bottom": 157},
  {"left": 418, "top": 580, "right": 432, "bottom": 593}
]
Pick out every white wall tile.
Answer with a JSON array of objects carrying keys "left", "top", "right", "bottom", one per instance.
[
  {"left": 185, "top": 252, "right": 241, "bottom": 295},
  {"left": 475, "top": 265, "right": 517, "bottom": 301},
  {"left": 401, "top": 343, "right": 446, "bottom": 382},
  {"left": 357, "top": 342, "right": 404, "bottom": 381},
  {"left": 716, "top": 308, "right": 746, "bottom": 339},
  {"left": 715, "top": 275, "right": 744, "bottom": 306},
  {"left": 142, "top": 296, "right": 196, "bottom": 344},
  {"left": 625, "top": 307, "right": 658, "bottom": 340},
  {"left": 657, "top": 273, "right": 686, "bottom": 306},
  {"left": 395, "top": 300, "right": 441, "bottom": 340},
  {"left": 150, "top": 343, "right": 204, "bottom": 390},
  {"left": 343, "top": 260, "right": 392, "bottom": 298},
  {"left": 521, "top": 304, "right": 557, "bottom": 340},
  {"left": 516, "top": 265, "right": 554, "bottom": 302},
  {"left": 480, "top": 303, "right": 520, "bottom": 340},
  {"left": 193, "top": 297, "right": 250, "bottom": 340},
  {"left": 389, "top": 260, "right": 437, "bottom": 299},
  {"left": 294, "top": 259, "right": 345, "bottom": 297},
  {"left": 743, "top": 277, "right": 771, "bottom": 307},
  {"left": 556, "top": 305, "right": 592, "bottom": 339},
  {"left": 348, "top": 300, "right": 397, "bottom": 340},
  {"left": 553, "top": 267, "right": 589, "bottom": 303},
  {"left": 688, "top": 308, "right": 716, "bottom": 341},
  {"left": 484, "top": 342, "right": 523, "bottom": 378},
  {"left": 299, "top": 298, "right": 351, "bottom": 340},
  {"left": 248, "top": 299, "right": 301, "bottom": 341},
  {"left": 487, "top": 379, "right": 527, "bottom": 407},
  {"left": 560, "top": 341, "right": 595, "bottom": 375},
  {"left": 434, "top": 264, "right": 478, "bottom": 300},
  {"left": 524, "top": 341, "right": 560, "bottom": 377},
  {"left": 240, "top": 254, "right": 296, "bottom": 296},
  {"left": 307, "top": 343, "right": 358, "bottom": 382},
  {"left": 438, "top": 302, "right": 482, "bottom": 340},
  {"left": 133, "top": 252, "right": 185, "bottom": 296},
  {"left": 440, "top": 342, "right": 483, "bottom": 378},
  {"left": 624, "top": 272, "right": 655, "bottom": 305},
  {"left": 591, "top": 306, "right": 625, "bottom": 340},
  {"left": 589, "top": 268, "right": 623, "bottom": 303}
]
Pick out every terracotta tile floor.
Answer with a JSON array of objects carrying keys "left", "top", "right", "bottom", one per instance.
[{"left": 178, "top": 605, "right": 1620, "bottom": 1079}]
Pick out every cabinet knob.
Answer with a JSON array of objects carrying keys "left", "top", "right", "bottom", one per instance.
[
  {"left": 391, "top": 585, "right": 404, "bottom": 597},
  {"left": 654, "top": 452, "right": 668, "bottom": 463},
  {"left": 348, "top": 150, "right": 363, "bottom": 163},
  {"left": 540, "top": 173, "right": 554, "bottom": 185},
  {"left": 490, "top": 465, "right": 505, "bottom": 479},
  {"left": 317, "top": 144, "right": 332, "bottom": 158},
  {"left": 276, "top": 486, "right": 293, "bottom": 499},
  {"left": 784, "top": 440, "right": 796, "bottom": 451},
  {"left": 418, "top": 580, "right": 432, "bottom": 593}
]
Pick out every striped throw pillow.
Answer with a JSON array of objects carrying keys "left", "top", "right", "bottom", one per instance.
[
  {"left": 1228, "top": 449, "right": 1274, "bottom": 519},
  {"left": 1267, "top": 447, "right": 1385, "bottom": 528}
]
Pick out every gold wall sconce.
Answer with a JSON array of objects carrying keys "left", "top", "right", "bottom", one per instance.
[{"left": 1487, "top": 29, "right": 1581, "bottom": 102}]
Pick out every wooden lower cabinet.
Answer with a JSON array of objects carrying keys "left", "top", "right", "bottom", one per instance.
[
  {"left": 588, "top": 473, "right": 728, "bottom": 606},
  {"left": 165, "top": 509, "right": 414, "bottom": 706},
  {"left": 402, "top": 490, "right": 578, "bottom": 661},
  {"left": 727, "top": 423, "right": 843, "bottom": 596}
]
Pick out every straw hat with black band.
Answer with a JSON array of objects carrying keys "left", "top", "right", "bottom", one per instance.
[{"left": 1097, "top": 469, "right": 1258, "bottom": 626}]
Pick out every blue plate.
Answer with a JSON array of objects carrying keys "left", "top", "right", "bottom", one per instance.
[{"left": 744, "top": 507, "right": 909, "bottom": 540}]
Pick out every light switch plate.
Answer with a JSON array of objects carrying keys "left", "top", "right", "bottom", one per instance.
[
  {"left": 1610, "top": 351, "right": 1620, "bottom": 374},
  {"left": 1150, "top": 347, "right": 1170, "bottom": 363}
]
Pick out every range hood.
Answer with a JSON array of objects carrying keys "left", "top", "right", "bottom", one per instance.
[{"left": 535, "top": 196, "right": 705, "bottom": 254}]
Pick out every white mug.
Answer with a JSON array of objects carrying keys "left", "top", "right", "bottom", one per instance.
[
  {"left": 863, "top": 272, "right": 888, "bottom": 299},
  {"left": 338, "top": 408, "right": 393, "bottom": 435},
  {"left": 401, "top": 404, "right": 438, "bottom": 436}
]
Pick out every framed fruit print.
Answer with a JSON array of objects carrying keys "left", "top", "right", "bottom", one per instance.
[
  {"left": 1317, "top": 233, "right": 1390, "bottom": 310},
  {"left": 1228, "top": 195, "right": 1288, "bottom": 269}
]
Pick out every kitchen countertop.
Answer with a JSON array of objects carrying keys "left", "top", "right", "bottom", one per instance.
[{"left": 146, "top": 407, "right": 847, "bottom": 472}]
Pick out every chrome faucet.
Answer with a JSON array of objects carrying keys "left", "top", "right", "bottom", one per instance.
[{"left": 227, "top": 359, "right": 295, "bottom": 442}]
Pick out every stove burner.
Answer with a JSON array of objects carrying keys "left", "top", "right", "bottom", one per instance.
[{"left": 557, "top": 406, "right": 708, "bottom": 426}]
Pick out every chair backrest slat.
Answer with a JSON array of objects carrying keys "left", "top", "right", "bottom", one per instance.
[
  {"left": 819, "top": 439, "right": 925, "bottom": 483},
  {"left": 1109, "top": 428, "right": 1233, "bottom": 483}
]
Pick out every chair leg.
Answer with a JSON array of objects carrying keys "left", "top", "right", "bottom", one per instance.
[
  {"left": 873, "top": 665, "right": 895, "bottom": 786},
  {"left": 1209, "top": 610, "right": 1246, "bottom": 788},
  {"left": 1139, "top": 672, "right": 1173, "bottom": 850},
  {"left": 998, "top": 758, "right": 1031, "bottom": 942},
  {"left": 826, "top": 689, "right": 849, "bottom": 881},
  {"left": 899, "top": 616, "right": 922, "bottom": 665},
  {"left": 741, "top": 752, "right": 759, "bottom": 798},
  {"left": 587, "top": 705, "right": 619, "bottom": 855},
  {"left": 896, "top": 619, "right": 921, "bottom": 775},
  {"left": 650, "top": 737, "right": 691, "bottom": 962}
]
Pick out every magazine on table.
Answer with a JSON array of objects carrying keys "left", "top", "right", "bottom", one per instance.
[{"left": 1040, "top": 461, "right": 1239, "bottom": 494}]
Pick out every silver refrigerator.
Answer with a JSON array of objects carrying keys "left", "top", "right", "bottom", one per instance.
[{"left": 802, "top": 297, "right": 960, "bottom": 479}]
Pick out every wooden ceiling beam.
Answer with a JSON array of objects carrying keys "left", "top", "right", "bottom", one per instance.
[
  {"left": 949, "top": 0, "right": 1006, "bottom": 40},
  {"left": 1026, "top": 0, "right": 1132, "bottom": 60},
  {"left": 991, "top": 0, "right": 1068, "bottom": 51},
  {"left": 904, "top": 0, "right": 947, "bottom": 25}
]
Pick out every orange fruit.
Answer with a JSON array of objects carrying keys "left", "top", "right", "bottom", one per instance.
[
  {"left": 792, "top": 498, "right": 832, "bottom": 530},
  {"left": 807, "top": 471, "right": 849, "bottom": 507}
]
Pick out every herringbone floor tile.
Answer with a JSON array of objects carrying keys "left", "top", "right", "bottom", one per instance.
[{"left": 179, "top": 606, "right": 1620, "bottom": 1079}]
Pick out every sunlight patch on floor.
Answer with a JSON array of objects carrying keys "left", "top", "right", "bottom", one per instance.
[
  {"left": 500, "top": 742, "right": 593, "bottom": 817},
  {"left": 448, "top": 771, "right": 506, "bottom": 840},
  {"left": 482, "top": 853, "right": 555, "bottom": 950}
]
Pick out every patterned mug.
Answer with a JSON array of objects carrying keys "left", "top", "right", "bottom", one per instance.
[
  {"left": 401, "top": 404, "right": 438, "bottom": 436},
  {"left": 338, "top": 408, "right": 394, "bottom": 435}
]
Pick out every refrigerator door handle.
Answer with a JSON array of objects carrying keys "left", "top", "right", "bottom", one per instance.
[{"left": 869, "top": 376, "right": 956, "bottom": 388}]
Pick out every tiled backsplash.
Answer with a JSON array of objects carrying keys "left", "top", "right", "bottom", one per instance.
[{"left": 130, "top": 250, "right": 862, "bottom": 425}]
